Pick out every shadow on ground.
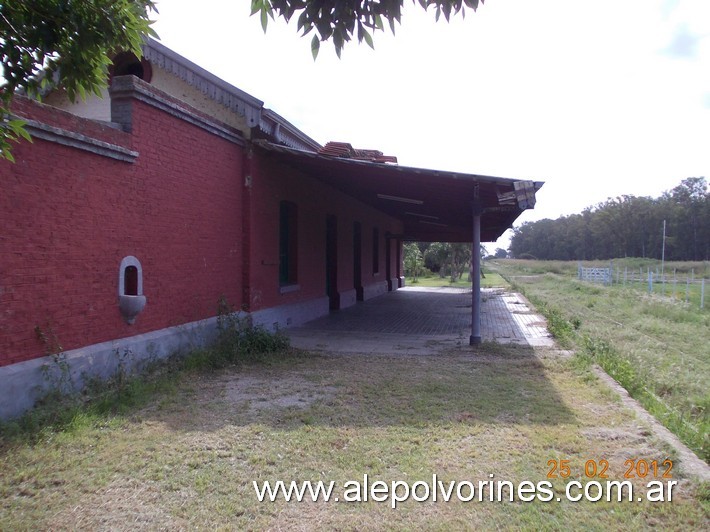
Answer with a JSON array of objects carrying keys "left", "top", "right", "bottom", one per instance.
[{"left": 144, "top": 344, "right": 576, "bottom": 433}]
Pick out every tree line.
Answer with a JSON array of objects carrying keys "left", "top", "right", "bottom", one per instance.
[{"left": 509, "top": 177, "right": 709, "bottom": 261}]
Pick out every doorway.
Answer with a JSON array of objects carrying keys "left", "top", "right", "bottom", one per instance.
[
  {"left": 353, "top": 221, "right": 363, "bottom": 301},
  {"left": 326, "top": 215, "right": 339, "bottom": 310}
]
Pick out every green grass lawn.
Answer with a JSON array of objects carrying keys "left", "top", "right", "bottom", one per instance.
[
  {"left": 492, "top": 259, "right": 710, "bottom": 464},
  {"left": 409, "top": 271, "right": 510, "bottom": 289},
  {"left": 1, "top": 344, "right": 708, "bottom": 529}
]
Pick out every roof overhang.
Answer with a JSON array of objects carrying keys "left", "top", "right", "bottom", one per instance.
[{"left": 254, "top": 140, "right": 543, "bottom": 242}]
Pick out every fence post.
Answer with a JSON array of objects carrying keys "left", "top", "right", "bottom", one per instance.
[
  {"left": 648, "top": 269, "right": 653, "bottom": 294},
  {"left": 661, "top": 266, "right": 666, "bottom": 296},
  {"left": 609, "top": 260, "right": 613, "bottom": 286},
  {"left": 686, "top": 278, "right": 690, "bottom": 303},
  {"left": 702, "top": 278, "right": 705, "bottom": 310},
  {"left": 673, "top": 269, "right": 677, "bottom": 299}
]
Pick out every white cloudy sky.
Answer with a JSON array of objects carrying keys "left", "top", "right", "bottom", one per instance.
[{"left": 152, "top": 0, "right": 709, "bottom": 247}]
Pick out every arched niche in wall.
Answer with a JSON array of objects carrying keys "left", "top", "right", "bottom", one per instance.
[
  {"left": 118, "top": 256, "right": 147, "bottom": 324},
  {"left": 110, "top": 51, "right": 153, "bottom": 83}
]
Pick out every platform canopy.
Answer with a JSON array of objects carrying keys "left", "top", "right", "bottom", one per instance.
[{"left": 254, "top": 140, "right": 543, "bottom": 242}]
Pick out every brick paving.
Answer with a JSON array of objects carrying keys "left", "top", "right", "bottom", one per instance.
[{"left": 286, "top": 286, "right": 553, "bottom": 354}]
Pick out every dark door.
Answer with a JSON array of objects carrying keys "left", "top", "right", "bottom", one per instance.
[
  {"left": 326, "top": 215, "right": 339, "bottom": 310},
  {"left": 353, "top": 221, "right": 363, "bottom": 301},
  {"left": 386, "top": 234, "right": 392, "bottom": 291}
]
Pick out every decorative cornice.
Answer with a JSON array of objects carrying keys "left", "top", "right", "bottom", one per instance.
[
  {"left": 110, "top": 76, "right": 246, "bottom": 146},
  {"left": 143, "top": 39, "right": 263, "bottom": 129},
  {"left": 259, "top": 109, "right": 322, "bottom": 152},
  {"left": 20, "top": 118, "right": 139, "bottom": 162},
  {"left": 143, "top": 39, "right": 320, "bottom": 151}
]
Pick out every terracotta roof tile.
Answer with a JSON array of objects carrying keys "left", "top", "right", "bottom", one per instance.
[{"left": 318, "top": 141, "right": 398, "bottom": 164}]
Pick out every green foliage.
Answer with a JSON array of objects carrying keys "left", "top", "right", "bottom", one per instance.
[
  {"left": 420, "top": 241, "right": 473, "bottom": 282},
  {"left": 510, "top": 177, "right": 709, "bottom": 262},
  {"left": 528, "top": 297, "right": 578, "bottom": 348},
  {"left": 251, "top": 0, "right": 485, "bottom": 58},
  {"left": 403, "top": 242, "right": 424, "bottom": 281},
  {"left": 2, "top": 298, "right": 290, "bottom": 441},
  {"left": 0, "top": 0, "right": 158, "bottom": 160},
  {"left": 496, "top": 260, "right": 709, "bottom": 462},
  {"left": 0, "top": 118, "right": 32, "bottom": 162},
  {"left": 184, "top": 297, "right": 290, "bottom": 370}
]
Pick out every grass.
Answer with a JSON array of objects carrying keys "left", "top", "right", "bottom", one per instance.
[
  {"left": 410, "top": 271, "right": 510, "bottom": 290},
  {"left": 1, "top": 342, "right": 709, "bottom": 529},
  {"left": 492, "top": 259, "right": 709, "bottom": 463}
]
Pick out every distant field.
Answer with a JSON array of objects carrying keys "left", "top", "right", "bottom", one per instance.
[{"left": 492, "top": 259, "right": 709, "bottom": 462}]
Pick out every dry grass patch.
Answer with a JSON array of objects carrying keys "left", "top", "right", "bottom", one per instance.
[{"left": 1, "top": 346, "right": 708, "bottom": 529}]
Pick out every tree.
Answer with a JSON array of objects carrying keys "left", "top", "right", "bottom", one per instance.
[
  {"left": 1, "top": 0, "right": 157, "bottom": 161},
  {"left": 447, "top": 243, "right": 471, "bottom": 282},
  {"left": 403, "top": 242, "right": 424, "bottom": 282},
  {"left": 252, "top": 0, "right": 485, "bottom": 58},
  {"left": 494, "top": 248, "right": 507, "bottom": 259},
  {"left": 508, "top": 178, "right": 709, "bottom": 261},
  {"left": 424, "top": 242, "right": 449, "bottom": 277}
]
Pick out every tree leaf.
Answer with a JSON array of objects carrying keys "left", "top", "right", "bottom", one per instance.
[
  {"left": 311, "top": 34, "right": 320, "bottom": 60},
  {"left": 362, "top": 27, "right": 374, "bottom": 49},
  {"left": 261, "top": 7, "right": 269, "bottom": 32},
  {"left": 8, "top": 120, "right": 32, "bottom": 143},
  {"left": 250, "top": 0, "right": 262, "bottom": 17}
]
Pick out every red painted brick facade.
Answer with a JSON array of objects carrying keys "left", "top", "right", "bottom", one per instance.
[
  {"left": 1, "top": 94, "right": 244, "bottom": 366},
  {"left": 1, "top": 78, "right": 404, "bottom": 368},
  {"left": 247, "top": 154, "right": 403, "bottom": 313}
]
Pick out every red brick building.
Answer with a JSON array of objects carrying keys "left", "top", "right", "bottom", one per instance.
[{"left": 0, "top": 40, "right": 541, "bottom": 418}]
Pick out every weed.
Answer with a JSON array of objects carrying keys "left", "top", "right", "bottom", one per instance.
[
  {"left": 2, "top": 298, "right": 291, "bottom": 443},
  {"left": 495, "top": 260, "right": 710, "bottom": 462},
  {"left": 218, "top": 298, "right": 288, "bottom": 356}
]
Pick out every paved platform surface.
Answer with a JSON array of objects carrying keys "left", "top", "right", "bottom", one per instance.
[{"left": 286, "top": 286, "right": 553, "bottom": 354}]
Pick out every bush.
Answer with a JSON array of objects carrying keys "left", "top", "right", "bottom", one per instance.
[{"left": 185, "top": 297, "right": 290, "bottom": 370}]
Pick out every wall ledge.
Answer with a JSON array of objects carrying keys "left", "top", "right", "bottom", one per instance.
[{"left": 21, "top": 118, "right": 139, "bottom": 162}]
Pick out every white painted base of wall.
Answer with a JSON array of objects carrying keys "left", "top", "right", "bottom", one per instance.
[
  {"left": 362, "top": 280, "right": 389, "bottom": 301},
  {"left": 1, "top": 295, "right": 331, "bottom": 420},
  {"left": 337, "top": 288, "right": 358, "bottom": 310},
  {"left": 250, "top": 296, "right": 330, "bottom": 331},
  {"left": 0, "top": 316, "right": 221, "bottom": 420}
]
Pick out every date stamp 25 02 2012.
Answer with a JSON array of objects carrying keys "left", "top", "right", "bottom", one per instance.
[{"left": 547, "top": 458, "right": 673, "bottom": 480}]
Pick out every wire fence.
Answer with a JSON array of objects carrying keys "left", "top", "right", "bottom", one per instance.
[{"left": 578, "top": 261, "right": 706, "bottom": 310}]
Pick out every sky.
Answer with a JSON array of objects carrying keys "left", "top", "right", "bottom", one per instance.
[{"left": 152, "top": 0, "right": 710, "bottom": 248}]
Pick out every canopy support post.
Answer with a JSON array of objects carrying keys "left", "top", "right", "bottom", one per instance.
[{"left": 470, "top": 198, "right": 483, "bottom": 345}]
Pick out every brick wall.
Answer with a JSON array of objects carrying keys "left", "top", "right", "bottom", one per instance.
[
  {"left": 247, "top": 153, "right": 403, "bottom": 312},
  {"left": 0, "top": 94, "right": 245, "bottom": 366},
  {"left": 1, "top": 87, "right": 405, "bottom": 368}
]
